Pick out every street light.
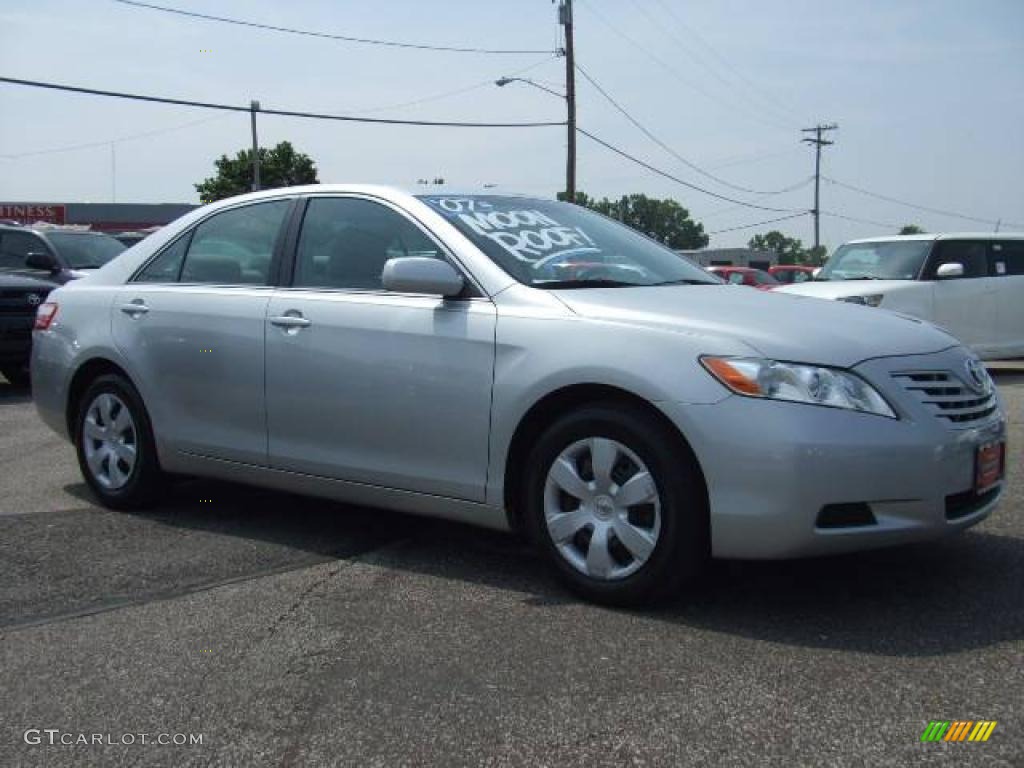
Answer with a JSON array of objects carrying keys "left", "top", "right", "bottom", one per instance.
[{"left": 494, "top": 77, "right": 566, "bottom": 100}]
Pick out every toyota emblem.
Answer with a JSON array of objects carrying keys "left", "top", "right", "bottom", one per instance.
[
  {"left": 964, "top": 359, "right": 990, "bottom": 395},
  {"left": 26, "top": 293, "right": 41, "bottom": 306}
]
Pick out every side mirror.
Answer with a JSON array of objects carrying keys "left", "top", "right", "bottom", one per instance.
[
  {"left": 382, "top": 257, "right": 465, "bottom": 297},
  {"left": 935, "top": 262, "right": 965, "bottom": 279},
  {"left": 25, "top": 251, "right": 59, "bottom": 272}
]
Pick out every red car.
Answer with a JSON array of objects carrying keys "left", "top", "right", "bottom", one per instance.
[
  {"left": 769, "top": 264, "right": 817, "bottom": 284},
  {"left": 707, "top": 266, "right": 781, "bottom": 290}
]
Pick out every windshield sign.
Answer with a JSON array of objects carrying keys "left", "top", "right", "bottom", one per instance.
[
  {"left": 817, "top": 241, "right": 931, "bottom": 281},
  {"left": 418, "top": 195, "right": 716, "bottom": 288}
]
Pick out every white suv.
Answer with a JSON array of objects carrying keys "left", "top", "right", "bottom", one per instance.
[{"left": 777, "top": 233, "right": 1024, "bottom": 359}]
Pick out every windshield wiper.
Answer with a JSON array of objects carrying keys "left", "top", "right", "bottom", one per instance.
[{"left": 533, "top": 279, "right": 637, "bottom": 289}]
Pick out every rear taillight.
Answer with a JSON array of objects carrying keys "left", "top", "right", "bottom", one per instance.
[{"left": 34, "top": 302, "right": 58, "bottom": 330}]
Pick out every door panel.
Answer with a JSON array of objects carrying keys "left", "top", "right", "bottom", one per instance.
[
  {"left": 928, "top": 241, "right": 996, "bottom": 350},
  {"left": 990, "top": 241, "right": 1024, "bottom": 356},
  {"left": 265, "top": 291, "right": 496, "bottom": 501},
  {"left": 110, "top": 198, "right": 292, "bottom": 463},
  {"left": 112, "top": 285, "right": 272, "bottom": 464},
  {"left": 265, "top": 194, "right": 495, "bottom": 502}
]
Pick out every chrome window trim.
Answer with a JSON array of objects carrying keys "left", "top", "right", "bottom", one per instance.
[{"left": 128, "top": 195, "right": 297, "bottom": 285}]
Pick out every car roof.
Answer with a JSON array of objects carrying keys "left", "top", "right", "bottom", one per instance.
[
  {"left": 845, "top": 232, "right": 1024, "bottom": 244},
  {"left": 0, "top": 225, "right": 108, "bottom": 236}
]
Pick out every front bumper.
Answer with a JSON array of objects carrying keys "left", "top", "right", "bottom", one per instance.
[{"left": 662, "top": 348, "right": 1007, "bottom": 559}]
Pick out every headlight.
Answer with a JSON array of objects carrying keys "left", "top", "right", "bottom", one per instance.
[
  {"left": 838, "top": 294, "right": 884, "bottom": 307},
  {"left": 701, "top": 357, "right": 897, "bottom": 418}
]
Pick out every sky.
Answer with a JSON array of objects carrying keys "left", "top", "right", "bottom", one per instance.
[{"left": 1, "top": 0, "right": 1022, "bottom": 251}]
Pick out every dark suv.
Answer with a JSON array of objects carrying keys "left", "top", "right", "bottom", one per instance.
[
  {"left": 0, "top": 225, "right": 126, "bottom": 285},
  {"left": 0, "top": 226, "right": 124, "bottom": 387},
  {"left": 0, "top": 274, "right": 53, "bottom": 387}
]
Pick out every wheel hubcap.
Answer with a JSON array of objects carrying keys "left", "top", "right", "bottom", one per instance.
[
  {"left": 82, "top": 392, "right": 137, "bottom": 490},
  {"left": 543, "top": 437, "right": 662, "bottom": 581}
]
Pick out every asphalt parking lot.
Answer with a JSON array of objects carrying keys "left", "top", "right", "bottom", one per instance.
[{"left": 0, "top": 367, "right": 1021, "bottom": 767}]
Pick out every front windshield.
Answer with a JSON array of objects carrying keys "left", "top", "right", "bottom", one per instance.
[
  {"left": 418, "top": 195, "right": 718, "bottom": 288},
  {"left": 46, "top": 232, "right": 126, "bottom": 269},
  {"left": 817, "top": 240, "right": 931, "bottom": 281}
]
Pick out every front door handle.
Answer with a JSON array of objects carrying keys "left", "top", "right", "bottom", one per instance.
[
  {"left": 269, "top": 314, "right": 311, "bottom": 329},
  {"left": 119, "top": 301, "right": 149, "bottom": 317}
]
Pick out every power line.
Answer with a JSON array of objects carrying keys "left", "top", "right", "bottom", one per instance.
[
  {"left": 707, "top": 147, "right": 803, "bottom": 170},
  {"left": 820, "top": 210, "right": 901, "bottom": 230},
  {"left": 0, "top": 77, "right": 565, "bottom": 128},
  {"left": 647, "top": 0, "right": 808, "bottom": 127},
  {"left": 340, "top": 56, "right": 557, "bottom": 115},
  {"left": 707, "top": 212, "right": 808, "bottom": 235},
  {"left": 576, "top": 0, "right": 794, "bottom": 133},
  {"left": 111, "top": 0, "right": 555, "bottom": 55},
  {"left": 0, "top": 113, "right": 229, "bottom": 159},
  {"left": 575, "top": 63, "right": 811, "bottom": 196},
  {"left": 576, "top": 127, "right": 807, "bottom": 213},
  {"left": 823, "top": 176, "right": 1022, "bottom": 229}
]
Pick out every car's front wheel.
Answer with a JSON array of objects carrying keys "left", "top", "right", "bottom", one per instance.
[
  {"left": 75, "top": 374, "right": 163, "bottom": 509},
  {"left": 524, "top": 403, "right": 708, "bottom": 606}
]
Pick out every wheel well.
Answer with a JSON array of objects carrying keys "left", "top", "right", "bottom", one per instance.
[
  {"left": 65, "top": 358, "right": 134, "bottom": 437},
  {"left": 502, "top": 384, "right": 708, "bottom": 532}
]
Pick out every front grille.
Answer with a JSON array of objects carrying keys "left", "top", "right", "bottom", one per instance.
[
  {"left": 892, "top": 370, "right": 998, "bottom": 426},
  {"left": 0, "top": 290, "right": 47, "bottom": 316}
]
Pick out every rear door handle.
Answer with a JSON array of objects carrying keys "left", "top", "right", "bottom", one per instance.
[
  {"left": 269, "top": 314, "right": 311, "bottom": 329},
  {"left": 119, "top": 302, "right": 149, "bottom": 316}
]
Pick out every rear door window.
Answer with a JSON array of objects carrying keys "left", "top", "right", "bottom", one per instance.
[
  {"left": 179, "top": 201, "right": 290, "bottom": 285},
  {"left": 991, "top": 241, "right": 1024, "bottom": 276}
]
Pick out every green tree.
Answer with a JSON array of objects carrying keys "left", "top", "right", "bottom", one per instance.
[
  {"left": 195, "top": 141, "right": 319, "bottom": 203},
  {"left": 747, "top": 231, "right": 828, "bottom": 266},
  {"left": 558, "top": 191, "right": 708, "bottom": 249},
  {"left": 899, "top": 224, "right": 926, "bottom": 235},
  {"left": 748, "top": 230, "right": 805, "bottom": 262}
]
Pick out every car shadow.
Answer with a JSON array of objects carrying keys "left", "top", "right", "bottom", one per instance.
[
  {"left": 65, "top": 471, "right": 1024, "bottom": 659},
  {"left": 0, "top": 380, "right": 32, "bottom": 404}
]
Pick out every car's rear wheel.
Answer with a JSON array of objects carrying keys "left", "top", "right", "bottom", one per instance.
[
  {"left": 524, "top": 403, "right": 707, "bottom": 606},
  {"left": 1, "top": 365, "right": 30, "bottom": 389},
  {"left": 75, "top": 374, "right": 163, "bottom": 509}
]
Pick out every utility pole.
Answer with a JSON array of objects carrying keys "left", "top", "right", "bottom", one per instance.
[
  {"left": 250, "top": 100, "right": 261, "bottom": 192},
  {"left": 559, "top": 0, "right": 576, "bottom": 203},
  {"left": 802, "top": 123, "right": 837, "bottom": 251}
]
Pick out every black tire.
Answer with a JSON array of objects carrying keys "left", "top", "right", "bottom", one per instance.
[
  {"left": 1, "top": 365, "right": 31, "bottom": 389},
  {"left": 523, "top": 402, "right": 708, "bottom": 606},
  {"left": 74, "top": 373, "right": 164, "bottom": 510}
]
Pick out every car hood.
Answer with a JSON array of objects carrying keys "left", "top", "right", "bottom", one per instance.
[
  {"left": 551, "top": 284, "right": 955, "bottom": 368},
  {"left": 774, "top": 279, "right": 913, "bottom": 299},
  {"left": 0, "top": 273, "right": 57, "bottom": 291}
]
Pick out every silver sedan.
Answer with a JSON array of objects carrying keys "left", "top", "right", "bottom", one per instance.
[{"left": 31, "top": 186, "right": 1007, "bottom": 605}]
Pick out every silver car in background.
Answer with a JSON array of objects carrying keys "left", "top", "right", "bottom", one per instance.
[{"left": 31, "top": 186, "right": 1008, "bottom": 604}]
